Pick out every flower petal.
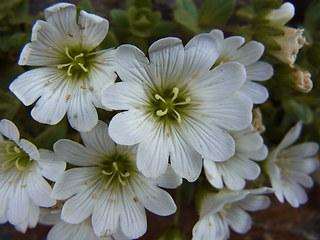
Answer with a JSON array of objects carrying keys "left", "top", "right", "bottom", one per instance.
[
  {"left": 66, "top": 86, "right": 98, "bottom": 132},
  {"left": 54, "top": 139, "right": 100, "bottom": 166},
  {"left": 44, "top": 3, "right": 81, "bottom": 45},
  {"left": 204, "top": 159, "right": 224, "bottom": 189},
  {"left": 245, "top": 61, "right": 273, "bottom": 81},
  {"left": 102, "top": 82, "right": 149, "bottom": 110},
  {"left": 131, "top": 176, "right": 176, "bottom": 216},
  {"left": 7, "top": 176, "right": 30, "bottom": 225},
  {"left": 281, "top": 142, "right": 319, "bottom": 158},
  {"left": 9, "top": 67, "right": 62, "bottom": 106},
  {"left": 19, "top": 21, "right": 63, "bottom": 66},
  {"left": 119, "top": 189, "right": 147, "bottom": 239},
  {"left": 108, "top": 109, "right": 154, "bottom": 146},
  {"left": 228, "top": 41, "right": 265, "bottom": 66},
  {"left": 183, "top": 118, "right": 235, "bottom": 162},
  {"left": 195, "top": 62, "right": 247, "bottom": 101},
  {"left": 19, "top": 139, "right": 40, "bottom": 160},
  {"left": 182, "top": 33, "right": 218, "bottom": 77},
  {"left": 237, "top": 195, "right": 271, "bottom": 211},
  {"left": 226, "top": 207, "right": 251, "bottom": 234},
  {"left": 207, "top": 93, "right": 252, "bottom": 131},
  {"left": 277, "top": 121, "right": 303, "bottom": 151},
  {"left": 0, "top": 119, "right": 20, "bottom": 143},
  {"left": 51, "top": 167, "right": 98, "bottom": 200},
  {"left": 80, "top": 121, "right": 115, "bottom": 155},
  {"left": 169, "top": 128, "right": 202, "bottom": 181},
  {"left": 155, "top": 164, "right": 182, "bottom": 189},
  {"left": 38, "top": 149, "right": 66, "bottom": 182},
  {"left": 27, "top": 169, "right": 56, "bottom": 207},
  {"left": 148, "top": 37, "right": 184, "bottom": 87},
  {"left": 92, "top": 189, "right": 120, "bottom": 237},
  {"left": 240, "top": 81, "right": 269, "bottom": 104},
  {"left": 136, "top": 124, "right": 170, "bottom": 179},
  {"left": 30, "top": 75, "right": 71, "bottom": 126},
  {"left": 78, "top": 10, "right": 109, "bottom": 51},
  {"left": 61, "top": 187, "right": 96, "bottom": 224},
  {"left": 114, "top": 44, "right": 151, "bottom": 85}
]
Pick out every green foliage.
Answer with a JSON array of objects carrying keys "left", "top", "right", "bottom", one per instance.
[
  {"left": 173, "top": 9, "right": 200, "bottom": 35},
  {"left": 198, "top": 0, "right": 236, "bottom": 25},
  {"left": 157, "top": 225, "right": 186, "bottom": 240},
  {"left": 128, "top": 6, "right": 161, "bottom": 38}
]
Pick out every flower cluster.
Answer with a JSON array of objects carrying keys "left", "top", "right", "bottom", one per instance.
[{"left": 0, "top": 2, "right": 319, "bottom": 240}]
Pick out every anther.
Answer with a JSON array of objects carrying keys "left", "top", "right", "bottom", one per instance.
[
  {"left": 171, "top": 87, "right": 179, "bottom": 102},
  {"left": 120, "top": 172, "right": 130, "bottom": 178},
  {"left": 13, "top": 146, "right": 20, "bottom": 154},
  {"left": 172, "top": 108, "right": 182, "bottom": 123},
  {"left": 77, "top": 63, "right": 88, "bottom": 72},
  {"left": 174, "top": 97, "right": 191, "bottom": 106},
  {"left": 156, "top": 108, "right": 168, "bottom": 117},
  {"left": 74, "top": 53, "right": 84, "bottom": 60},
  {"left": 112, "top": 162, "right": 119, "bottom": 171},
  {"left": 118, "top": 175, "right": 127, "bottom": 186},
  {"left": 154, "top": 94, "right": 166, "bottom": 103},
  {"left": 67, "top": 65, "right": 73, "bottom": 76},
  {"left": 65, "top": 47, "right": 74, "bottom": 60},
  {"left": 101, "top": 170, "right": 113, "bottom": 176},
  {"left": 57, "top": 63, "right": 71, "bottom": 69}
]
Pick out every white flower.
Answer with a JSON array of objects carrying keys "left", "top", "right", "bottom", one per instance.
[
  {"left": 50, "top": 121, "right": 176, "bottom": 239},
  {"left": 263, "top": 2, "right": 306, "bottom": 66},
  {"left": 210, "top": 29, "right": 273, "bottom": 104},
  {"left": 40, "top": 208, "right": 130, "bottom": 240},
  {"left": 102, "top": 34, "right": 252, "bottom": 181},
  {"left": 204, "top": 125, "right": 268, "bottom": 190},
  {"left": 0, "top": 119, "right": 66, "bottom": 233},
  {"left": 9, "top": 3, "right": 116, "bottom": 132},
  {"left": 192, "top": 188, "right": 271, "bottom": 240},
  {"left": 265, "top": 2, "right": 295, "bottom": 25},
  {"left": 266, "top": 121, "right": 319, "bottom": 207}
]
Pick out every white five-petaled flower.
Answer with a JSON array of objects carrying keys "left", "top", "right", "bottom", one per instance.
[
  {"left": 0, "top": 119, "right": 66, "bottom": 233},
  {"left": 192, "top": 188, "right": 271, "bottom": 240},
  {"left": 266, "top": 121, "right": 319, "bottom": 207},
  {"left": 39, "top": 208, "right": 130, "bottom": 240},
  {"left": 102, "top": 34, "right": 252, "bottom": 181},
  {"left": 9, "top": 3, "right": 116, "bottom": 131},
  {"left": 210, "top": 29, "right": 273, "bottom": 104},
  {"left": 204, "top": 125, "right": 268, "bottom": 190},
  {"left": 50, "top": 121, "right": 177, "bottom": 239}
]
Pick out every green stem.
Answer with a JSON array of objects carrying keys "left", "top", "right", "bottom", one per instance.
[{"left": 173, "top": 186, "right": 182, "bottom": 225}]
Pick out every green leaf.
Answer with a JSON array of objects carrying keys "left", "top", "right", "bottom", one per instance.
[
  {"left": 304, "top": 0, "right": 320, "bottom": 32},
  {"left": 153, "top": 20, "right": 175, "bottom": 37},
  {"left": 174, "top": 9, "right": 200, "bottom": 35},
  {"left": 111, "top": 9, "right": 129, "bottom": 30},
  {"left": 175, "top": 0, "right": 198, "bottom": 18},
  {"left": 100, "top": 31, "right": 119, "bottom": 49},
  {"left": 77, "top": 0, "right": 94, "bottom": 13},
  {"left": 198, "top": 0, "right": 236, "bottom": 25},
  {"left": 133, "top": 0, "right": 151, "bottom": 9}
]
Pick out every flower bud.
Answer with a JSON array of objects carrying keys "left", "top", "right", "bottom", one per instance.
[
  {"left": 252, "top": 107, "right": 266, "bottom": 134},
  {"left": 265, "top": 2, "right": 295, "bottom": 25},
  {"left": 267, "top": 27, "right": 306, "bottom": 66}
]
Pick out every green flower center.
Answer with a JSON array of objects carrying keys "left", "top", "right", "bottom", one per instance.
[
  {"left": 57, "top": 47, "right": 96, "bottom": 79},
  {"left": 151, "top": 87, "right": 191, "bottom": 124},
  {"left": 98, "top": 151, "right": 136, "bottom": 189},
  {"left": 0, "top": 141, "right": 33, "bottom": 171}
]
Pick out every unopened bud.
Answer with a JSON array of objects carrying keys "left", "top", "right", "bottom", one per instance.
[
  {"left": 265, "top": 2, "right": 295, "bottom": 25},
  {"left": 290, "top": 69, "right": 313, "bottom": 93},
  {"left": 252, "top": 108, "right": 265, "bottom": 134},
  {"left": 268, "top": 27, "right": 306, "bottom": 66}
]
